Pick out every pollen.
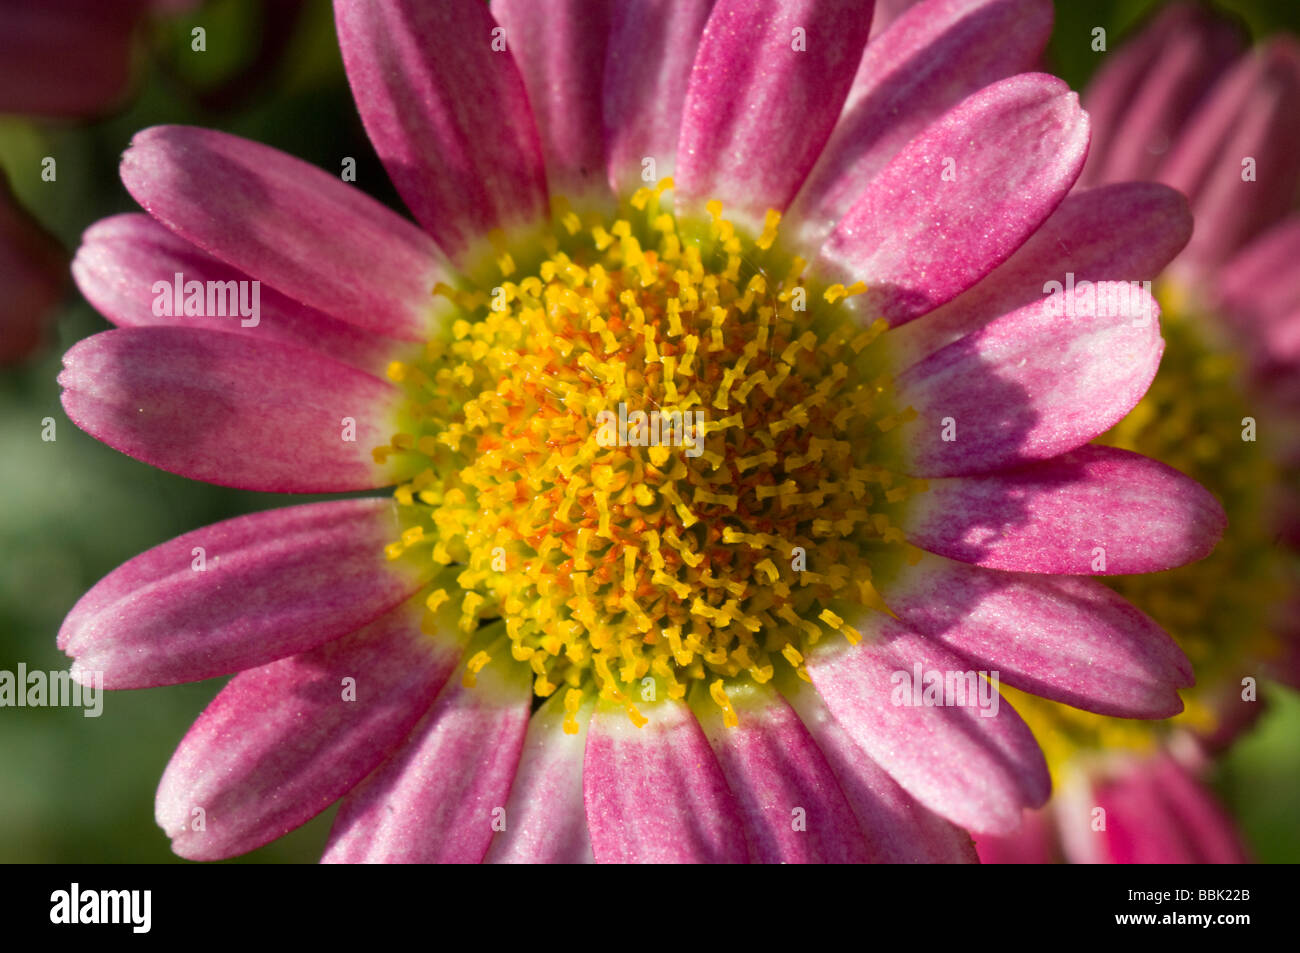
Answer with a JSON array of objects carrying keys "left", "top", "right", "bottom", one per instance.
[{"left": 375, "top": 182, "right": 922, "bottom": 723}]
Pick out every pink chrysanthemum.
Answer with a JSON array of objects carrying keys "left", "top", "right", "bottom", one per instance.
[
  {"left": 60, "top": 0, "right": 1225, "bottom": 863},
  {"left": 978, "top": 1, "right": 1300, "bottom": 865}
]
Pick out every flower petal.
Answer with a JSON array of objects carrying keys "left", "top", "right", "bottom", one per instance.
[
  {"left": 491, "top": 0, "right": 612, "bottom": 200},
  {"left": 894, "top": 281, "right": 1162, "bottom": 476},
  {"left": 156, "top": 598, "right": 462, "bottom": 860},
  {"left": 675, "top": 0, "right": 875, "bottom": 229},
  {"left": 696, "top": 683, "right": 870, "bottom": 862},
  {"left": 485, "top": 695, "right": 595, "bottom": 863},
  {"left": 806, "top": 621, "right": 1050, "bottom": 835},
  {"left": 59, "top": 327, "right": 403, "bottom": 492},
  {"left": 878, "top": 553, "right": 1193, "bottom": 718},
  {"left": 603, "top": 0, "right": 715, "bottom": 196},
  {"left": 973, "top": 807, "right": 1057, "bottom": 863},
  {"left": 790, "top": 0, "right": 1053, "bottom": 248},
  {"left": 783, "top": 679, "right": 978, "bottom": 861},
  {"left": 323, "top": 660, "right": 532, "bottom": 864},
  {"left": 583, "top": 700, "right": 749, "bottom": 862},
  {"left": 72, "top": 213, "right": 402, "bottom": 376},
  {"left": 59, "top": 499, "right": 427, "bottom": 689},
  {"left": 900, "top": 445, "right": 1226, "bottom": 574},
  {"left": 886, "top": 182, "right": 1191, "bottom": 367},
  {"left": 334, "top": 0, "right": 549, "bottom": 261},
  {"left": 812, "top": 73, "right": 1088, "bottom": 327},
  {"left": 119, "top": 125, "right": 445, "bottom": 341}
]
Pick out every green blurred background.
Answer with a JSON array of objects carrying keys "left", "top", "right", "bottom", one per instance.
[{"left": 1, "top": 0, "right": 1297, "bottom": 863}]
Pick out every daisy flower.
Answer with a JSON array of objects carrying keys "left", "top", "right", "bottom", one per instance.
[
  {"left": 60, "top": 0, "right": 1224, "bottom": 863},
  {"left": 978, "top": 1, "right": 1300, "bottom": 864}
]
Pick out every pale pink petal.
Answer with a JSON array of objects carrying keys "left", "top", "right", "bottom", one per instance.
[
  {"left": 491, "top": 0, "right": 613, "bottom": 199},
  {"left": 697, "top": 684, "right": 870, "bottom": 862},
  {"left": 485, "top": 696, "right": 595, "bottom": 864},
  {"left": 323, "top": 663, "right": 532, "bottom": 863},
  {"left": 900, "top": 445, "right": 1226, "bottom": 574},
  {"left": 72, "top": 214, "right": 402, "bottom": 376},
  {"left": 334, "top": 0, "right": 549, "bottom": 261},
  {"left": 886, "top": 182, "right": 1191, "bottom": 367},
  {"left": 603, "top": 0, "right": 715, "bottom": 195},
  {"left": 584, "top": 700, "right": 749, "bottom": 862},
  {"left": 790, "top": 0, "right": 1053, "bottom": 249},
  {"left": 878, "top": 553, "right": 1193, "bottom": 717},
  {"left": 675, "top": 0, "right": 875, "bottom": 229},
  {"left": 156, "top": 599, "right": 462, "bottom": 860},
  {"left": 806, "top": 622, "right": 1050, "bottom": 835},
  {"left": 120, "top": 125, "right": 445, "bottom": 341},
  {"left": 895, "top": 281, "right": 1162, "bottom": 476},
  {"left": 59, "top": 327, "right": 402, "bottom": 492},
  {"left": 59, "top": 499, "right": 427, "bottom": 689},
  {"left": 812, "top": 73, "right": 1088, "bottom": 327},
  {"left": 783, "top": 679, "right": 977, "bottom": 862}
]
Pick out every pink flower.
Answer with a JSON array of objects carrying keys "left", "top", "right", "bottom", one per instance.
[
  {"left": 979, "top": 1, "right": 1300, "bottom": 865},
  {"left": 60, "top": 0, "right": 1224, "bottom": 863}
]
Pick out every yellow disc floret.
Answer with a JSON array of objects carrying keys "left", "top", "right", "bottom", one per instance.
[{"left": 374, "top": 181, "right": 924, "bottom": 725}]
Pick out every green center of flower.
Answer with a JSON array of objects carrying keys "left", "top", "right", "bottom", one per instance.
[
  {"left": 374, "top": 182, "right": 924, "bottom": 728},
  {"left": 1009, "top": 287, "right": 1287, "bottom": 774}
]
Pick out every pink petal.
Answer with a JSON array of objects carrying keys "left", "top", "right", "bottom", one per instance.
[
  {"left": 895, "top": 281, "right": 1163, "bottom": 476},
  {"left": 675, "top": 0, "right": 875, "bottom": 229},
  {"left": 72, "top": 213, "right": 402, "bottom": 376},
  {"left": 973, "top": 808, "right": 1057, "bottom": 863},
  {"left": 879, "top": 554, "right": 1193, "bottom": 718},
  {"left": 886, "top": 182, "right": 1191, "bottom": 367},
  {"left": 784, "top": 679, "right": 977, "bottom": 861},
  {"left": 812, "top": 73, "right": 1088, "bottom": 327},
  {"left": 806, "top": 622, "right": 1050, "bottom": 835},
  {"left": 790, "top": 0, "right": 1053, "bottom": 249},
  {"left": 696, "top": 684, "right": 870, "bottom": 862},
  {"left": 119, "top": 125, "right": 444, "bottom": 341},
  {"left": 491, "top": 0, "right": 613, "bottom": 200},
  {"left": 1159, "top": 37, "right": 1300, "bottom": 275},
  {"left": 1217, "top": 218, "right": 1300, "bottom": 369},
  {"left": 323, "top": 663, "right": 532, "bottom": 863},
  {"left": 334, "top": 0, "right": 549, "bottom": 262},
  {"left": 59, "top": 327, "right": 402, "bottom": 492},
  {"left": 583, "top": 700, "right": 749, "bottom": 862},
  {"left": 485, "top": 696, "right": 595, "bottom": 863},
  {"left": 156, "top": 599, "right": 461, "bottom": 860},
  {"left": 900, "top": 445, "right": 1226, "bottom": 574},
  {"left": 58, "top": 499, "right": 425, "bottom": 689},
  {"left": 1079, "top": 3, "right": 1245, "bottom": 187},
  {"left": 603, "top": 0, "right": 716, "bottom": 196}
]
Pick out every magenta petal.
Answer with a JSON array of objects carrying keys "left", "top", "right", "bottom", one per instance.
[
  {"left": 119, "top": 125, "right": 444, "bottom": 341},
  {"left": 72, "top": 214, "right": 402, "bottom": 376},
  {"left": 491, "top": 0, "right": 612, "bottom": 200},
  {"left": 974, "top": 808, "right": 1056, "bottom": 863},
  {"left": 485, "top": 696, "right": 594, "bottom": 863},
  {"left": 895, "top": 282, "right": 1163, "bottom": 476},
  {"left": 322, "top": 665, "right": 532, "bottom": 863},
  {"left": 334, "top": 0, "right": 549, "bottom": 261},
  {"left": 783, "top": 680, "right": 977, "bottom": 861},
  {"left": 59, "top": 499, "right": 425, "bottom": 689},
  {"left": 813, "top": 73, "right": 1088, "bottom": 327},
  {"left": 583, "top": 700, "right": 749, "bottom": 862},
  {"left": 879, "top": 554, "right": 1193, "bottom": 718},
  {"left": 156, "top": 599, "right": 461, "bottom": 860},
  {"left": 887, "top": 182, "right": 1191, "bottom": 367},
  {"left": 1159, "top": 38, "right": 1300, "bottom": 275},
  {"left": 790, "top": 0, "right": 1053, "bottom": 248},
  {"left": 603, "top": 0, "right": 715, "bottom": 195},
  {"left": 901, "top": 445, "right": 1226, "bottom": 574},
  {"left": 59, "top": 327, "right": 400, "bottom": 492},
  {"left": 806, "top": 624, "right": 1050, "bottom": 835},
  {"left": 696, "top": 685, "right": 870, "bottom": 862},
  {"left": 675, "top": 0, "right": 875, "bottom": 229}
]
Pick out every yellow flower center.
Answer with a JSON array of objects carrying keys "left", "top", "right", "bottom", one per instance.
[
  {"left": 374, "top": 181, "right": 925, "bottom": 729},
  {"left": 1009, "top": 286, "right": 1288, "bottom": 776}
]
